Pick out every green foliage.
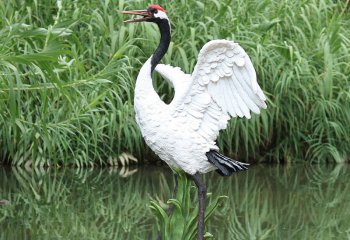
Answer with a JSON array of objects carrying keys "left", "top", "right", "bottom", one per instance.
[
  {"left": 0, "top": 0, "right": 143, "bottom": 166},
  {"left": 0, "top": 0, "right": 349, "bottom": 165},
  {"left": 149, "top": 170, "right": 227, "bottom": 239}
]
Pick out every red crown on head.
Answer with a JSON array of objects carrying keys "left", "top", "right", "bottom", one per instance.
[{"left": 148, "top": 4, "right": 167, "bottom": 13}]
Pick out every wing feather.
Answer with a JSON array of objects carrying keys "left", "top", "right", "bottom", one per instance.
[
  {"left": 155, "top": 64, "right": 192, "bottom": 105},
  {"left": 232, "top": 73, "right": 259, "bottom": 114},
  {"left": 155, "top": 64, "right": 191, "bottom": 88},
  {"left": 165, "top": 40, "right": 267, "bottom": 142}
]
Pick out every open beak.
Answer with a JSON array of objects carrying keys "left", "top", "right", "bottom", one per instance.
[{"left": 121, "top": 9, "right": 151, "bottom": 23}]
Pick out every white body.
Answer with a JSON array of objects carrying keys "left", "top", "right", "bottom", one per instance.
[{"left": 134, "top": 40, "right": 267, "bottom": 175}]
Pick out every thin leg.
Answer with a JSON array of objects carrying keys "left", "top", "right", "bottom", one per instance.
[{"left": 192, "top": 173, "right": 206, "bottom": 240}]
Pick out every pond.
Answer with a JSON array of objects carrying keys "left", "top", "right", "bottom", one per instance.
[{"left": 1, "top": 164, "right": 350, "bottom": 240}]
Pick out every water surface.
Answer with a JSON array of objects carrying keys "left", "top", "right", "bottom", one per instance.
[{"left": 1, "top": 164, "right": 349, "bottom": 239}]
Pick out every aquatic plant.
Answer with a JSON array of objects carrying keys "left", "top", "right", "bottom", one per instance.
[{"left": 150, "top": 170, "right": 227, "bottom": 239}]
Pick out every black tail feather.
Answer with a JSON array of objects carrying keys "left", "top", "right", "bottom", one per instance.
[{"left": 206, "top": 150, "right": 249, "bottom": 176}]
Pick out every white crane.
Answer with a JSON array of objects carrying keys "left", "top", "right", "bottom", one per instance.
[{"left": 122, "top": 5, "right": 267, "bottom": 240}]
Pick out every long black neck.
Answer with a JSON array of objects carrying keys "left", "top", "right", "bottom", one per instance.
[{"left": 151, "top": 19, "right": 171, "bottom": 72}]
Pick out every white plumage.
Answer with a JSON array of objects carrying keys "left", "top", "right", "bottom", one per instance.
[
  {"left": 134, "top": 39, "right": 267, "bottom": 175},
  {"left": 122, "top": 5, "right": 267, "bottom": 238}
]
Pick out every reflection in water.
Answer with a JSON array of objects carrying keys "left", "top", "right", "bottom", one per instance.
[{"left": 0, "top": 165, "right": 350, "bottom": 239}]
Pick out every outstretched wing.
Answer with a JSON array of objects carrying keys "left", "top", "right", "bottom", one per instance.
[
  {"left": 155, "top": 64, "right": 191, "bottom": 88},
  {"left": 175, "top": 40, "right": 267, "bottom": 142},
  {"left": 155, "top": 64, "right": 192, "bottom": 103}
]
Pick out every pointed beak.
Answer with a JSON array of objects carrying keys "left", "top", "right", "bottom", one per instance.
[{"left": 121, "top": 9, "right": 152, "bottom": 23}]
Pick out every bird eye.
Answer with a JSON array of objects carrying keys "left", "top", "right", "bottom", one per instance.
[{"left": 148, "top": 8, "right": 157, "bottom": 14}]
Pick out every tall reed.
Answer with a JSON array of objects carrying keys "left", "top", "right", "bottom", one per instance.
[{"left": 0, "top": 0, "right": 349, "bottom": 166}]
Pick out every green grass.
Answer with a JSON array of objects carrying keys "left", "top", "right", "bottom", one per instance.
[{"left": 0, "top": 0, "right": 349, "bottom": 166}]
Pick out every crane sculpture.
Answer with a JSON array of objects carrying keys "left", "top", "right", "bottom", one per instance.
[{"left": 122, "top": 5, "right": 267, "bottom": 240}]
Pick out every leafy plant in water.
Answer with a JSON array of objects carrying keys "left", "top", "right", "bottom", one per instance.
[{"left": 150, "top": 169, "right": 227, "bottom": 240}]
